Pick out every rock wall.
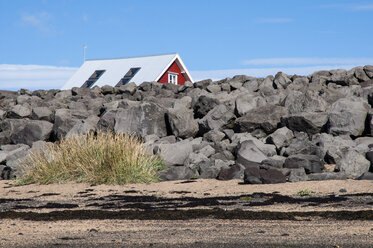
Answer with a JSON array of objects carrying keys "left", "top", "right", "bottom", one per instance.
[{"left": 1, "top": 65, "right": 373, "bottom": 183}]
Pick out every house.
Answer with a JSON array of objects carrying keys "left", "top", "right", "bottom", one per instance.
[{"left": 61, "top": 53, "right": 194, "bottom": 90}]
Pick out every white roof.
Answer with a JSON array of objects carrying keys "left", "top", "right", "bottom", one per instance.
[{"left": 61, "top": 53, "right": 194, "bottom": 90}]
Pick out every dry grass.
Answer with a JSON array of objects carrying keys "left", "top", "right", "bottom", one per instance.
[{"left": 16, "top": 132, "right": 164, "bottom": 185}]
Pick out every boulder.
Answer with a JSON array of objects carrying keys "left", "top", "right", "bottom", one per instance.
[
  {"left": 284, "top": 154, "right": 324, "bottom": 174},
  {"left": 198, "top": 104, "right": 235, "bottom": 133},
  {"left": 31, "top": 107, "right": 53, "bottom": 121},
  {"left": 281, "top": 112, "right": 328, "bottom": 135},
  {"left": 197, "top": 145, "right": 215, "bottom": 158},
  {"left": 266, "top": 127, "right": 294, "bottom": 149},
  {"left": 114, "top": 102, "right": 168, "bottom": 138},
  {"left": 243, "top": 166, "right": 286, "bottom": 184},
  {"left": 206, "top": 84, "right": 221, "bottom": 94},
  {"left": 66, "top": 116, "right": 99, "bottom": 138},
  {"left": 328, "top": 97, "right": 369, "bottom": 136},
  {"left": 193, "top": 95, "right": 220, "bottom": 118},
  {"left": 234, "top": 105, "right": 288, "bottom": 134},
  {"left": 10, "top": 120, "right": 53, "bottom": 146},
  {"left": 364, "top": 65, "right": 373, "bottom": 78},
  {"left": 274, "top": 72, "right": 292, "bottom": 89},
  {"left": 288, "top": 168, "right": 308, "bottom": 182},
  {"left": 166, "top": 107, "right": 198, "bottom": 139},
  {"left": 7, "top": 104, "right": 31, "bottom": 119},
  {"left": 354, "top": 66, "right": 370, "bottom": 82},
  {"left": 158, "top": 166, "right": 195, "bottom": 181},
  {"left": 282, "top": 134, "right": 324, "bottom": 157},
  {"left": 203, "top": 129, "right": 225, "bottom": 144},
  {"left": 217, "top": 164, "right": 244, "bottom": 180},
  {"left": 53, "top": 109, "right": 89, "bottom": 140},
  {"left": 307, "top": 172, "right": 347, "bottom": 181},
  {"left": 236, "top": 140, "right": 267, "bottom": 166},
  {"left": 336, "top": 149, "right": 370, "bottom": 179},
  {"left": 155, "top": 139, "right": 193, "bottom": 166},
  {"left": 235, "top": 94, "right": 266, "bottom": 117},
  {"left": 118, "top": 82, "right": 137, "bottom": 95},
  {"left": 232, "top": 133, "right": 276, "bottom": 157}
]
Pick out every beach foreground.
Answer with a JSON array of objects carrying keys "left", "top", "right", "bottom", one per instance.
[{"left": 1, "top": 179, "right": 373, "bottom": 247}]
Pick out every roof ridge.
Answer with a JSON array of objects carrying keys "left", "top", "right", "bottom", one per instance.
[{"left": 85, "top": 53, "right": 178, "bottom": 61}]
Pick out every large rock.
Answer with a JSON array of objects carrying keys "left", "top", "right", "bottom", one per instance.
[
  {"left": 7, "top": 104, "right": 31, "bottom": 119},
  {"left": 232, "top": 133, "right": 276, "bottom": 157},
  {"left": 336, "top": 149, "right": 370, "bottom": 179},
  {"left": 10, "top": 120, "right": 53, "bottom": 146},
  {"left": 236, "top": 140, "right": 267, "bottom": 167},
  {"left": 198, "top": 104, "right": 235, "bottom": 133},
  {"left": 53, "top": 109, "right": 89, "bottom": 140},
  {"left": 266, "top": 127, "right": 294, "bottom": 149},
  {"left": 311, "top": 133, "right": 355, "bottom": 164},
  {"left": 193, "top": 95, "right": 220, "bottom": 118},
  {"left": 235, "top": 94, "right": 266, "bottom": 117},
  {"left": 281, "top": 112, "right": 328, "bottom": 135},
  {"left": 114, "top": 102, "right": 168, "bottom": 138},
  {"left": 243, "top": 166, "right": 286, "bottom": 184},
  {"left": 166, "top": 107, "right": 198, "bottom": 139},
  {"left": 158, "top": 166, "right": 195, "bottom": 181},
  {"left": 155, "top": 139, "right": 193, "bottom": 166},
  {"left": 234, "top": 105, "right": 288, "bottom": 134},
  {"left": 328, "top": 97, "right": 369, "bottom": 136},
  {"left": 217, "top": 164, "right": 244, "bottom": 180},
  {"left": 66, "top": 116, "right": 99, "bottom": 138},
  {"left": 284, "top": 154, "right": 324, "bottom": 174},
  {"left": 364, "top": 65, "right": 373, "bottom": 78},
  {"left": 31, "top": 107, "right": 53, "bottom": 121}
]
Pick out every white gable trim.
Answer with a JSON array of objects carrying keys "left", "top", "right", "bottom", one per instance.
[{"left": 154, "top": 54, "right": 194, "bottom": 83}]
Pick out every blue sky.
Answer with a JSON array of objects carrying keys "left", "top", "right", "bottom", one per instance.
[{"left": 1, "top": 0, "right": 373, "bottom": 90}]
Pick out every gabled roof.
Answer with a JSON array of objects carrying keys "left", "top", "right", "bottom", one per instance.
[{"left": 61, "top": 53, "right": 194, "bottom": 90}]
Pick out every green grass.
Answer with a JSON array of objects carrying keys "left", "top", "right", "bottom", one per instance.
[
  {"left": 296, "top": 189, "right": 314, "bottom": 196},
  {"left": 16, "top": 131, "right": 164, "bottom": 185}
]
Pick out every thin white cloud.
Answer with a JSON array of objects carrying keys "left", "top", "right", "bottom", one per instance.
[
  {"left": 20, "top": 12, "right": 54, "bottom": 33},
  {"left": 352, "top": 4, "right": 373, "bottom": 10},
  {"left": 0, "top": 64, "right": 77, "bottom": 91},
  {"left": 321, "top": 3, "right": 373, "bottom": 11},
  {"left": 242, "top": 57, "right": 373, "bottom": 67},
  {"left": 255, "top": 18, "right": 293, "bottom": 23}
]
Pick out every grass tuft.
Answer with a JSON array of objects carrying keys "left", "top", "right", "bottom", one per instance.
[{"left": 16, "top": 131, "right": 164, "bottom": 185}]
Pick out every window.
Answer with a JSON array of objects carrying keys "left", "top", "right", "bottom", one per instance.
[
  {"left": 168, "top": 72, "right": 178, "bottom": 84},
  {"left": 116, "top": 67, "right": 141, "bottom": 87},
  {"left": 81, "top": 70, "right": 105, "bottom": 88}
]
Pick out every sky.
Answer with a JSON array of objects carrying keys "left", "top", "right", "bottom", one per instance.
[{"left": 1, "top": 0, "right": 373, "bottom": 91}]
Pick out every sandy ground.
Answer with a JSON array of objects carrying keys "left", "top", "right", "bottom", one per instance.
[
  {"left": 1, "top": 218, "right": 373, "bottom": 248},
  {"left": 2, "top": 178, "right": 373, "bottom": 199},
  {"left": 1, "top": 179, "right": 373, "bottom": 247}
]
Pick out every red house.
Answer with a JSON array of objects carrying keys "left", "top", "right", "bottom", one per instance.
[{"left": 62, "top": 53, "right": 194, "bottom": 90}]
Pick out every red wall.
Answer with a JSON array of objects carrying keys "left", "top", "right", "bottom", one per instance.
[{"left": 158, "top": 61, "right": 187, "bottom": 85}]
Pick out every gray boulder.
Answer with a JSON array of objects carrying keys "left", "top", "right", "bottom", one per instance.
[
  {"left": 118, "top": 82, "right": 137, "bottom": 95},
  {"left": 193, "top": 95, "right": 220, "bottom": 118},
  {"left": 155, "top": 139, "right": 193, "bottom": 166},
  {"left": 31, "top": 107, "right": 53, "bottom": 121},
  {"left": 281, "top": 112, "right": 328, "bottom": 135},
  {"left": 114, "top": 102, "right": 168, "bottom": 138},
  {"left": 328, "top": 97, "right": 369, "bottom": 136},
  {"left": 217, "top": 164, "right": 244, "bottom": 180},
  {"left": 266, "top": 127, "right": 294, "bottom": 149},
  {"left": 198, "top": 104, "right": 235, "bottom": 133},
  {"left": 234, "top": 105, "right": 288, "bottom": 134},
  {"left": 243, "top": 166, "right": 286, "bottom": 184},
  {"left": 7, "top": 104, "right": 31, "bottom": 119},
  {"left": 364, "top": 65, "right": 373, "bottom": 78},
  {"left": 336, "top": 149, "right": 370, "bottom": 179},
  {"left": 274, "top": 72, "right": 292, "bottom": 89},
  {"left": 166, "top": 107, "right": 198, "bottom": 139},
  {"left": 66, "top": 116, "right": 99, "bottom": 138},
  {"left": 158, "top": 166, "right": 195, "bottom": 181},
  {"left": 236, "top": 140, "right": 267, "bottom": 167},
  {"left": 288, "top": 168, "right": 308, "bottom": 182},
  {"left": 53, "top": 109, "right": 89, "bottom": 140},
  {"left": 10, "top": 120, "right": 53, "bottom": 146},
  {"left": 307, "top": 172, "right": 347, "bottom": 181},
  {"left": 235, "top": 94, "right": 266, "bottom": 117},
  {"left": 284, "top": 154, "right": 324, "bottom": 174}
]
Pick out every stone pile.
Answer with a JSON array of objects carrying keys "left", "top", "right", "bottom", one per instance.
[{"left": 1, "top": 65, "right": 373, "bottom": 183}]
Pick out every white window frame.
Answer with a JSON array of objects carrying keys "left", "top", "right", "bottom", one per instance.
[{"left": 168, "top": 72, "right": 178, "bottom": 84}]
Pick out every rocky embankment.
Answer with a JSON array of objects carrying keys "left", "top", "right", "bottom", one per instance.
[{"left": 1, "top": 65, "right": 373, "bottom": 183}]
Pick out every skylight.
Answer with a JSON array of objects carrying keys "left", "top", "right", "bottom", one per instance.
[
  {"left": 116, "top": 67, "right": 141, "bottom": 87},
  {"left": 81, "top": 70, "right": 106, "bottom": 88}
]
